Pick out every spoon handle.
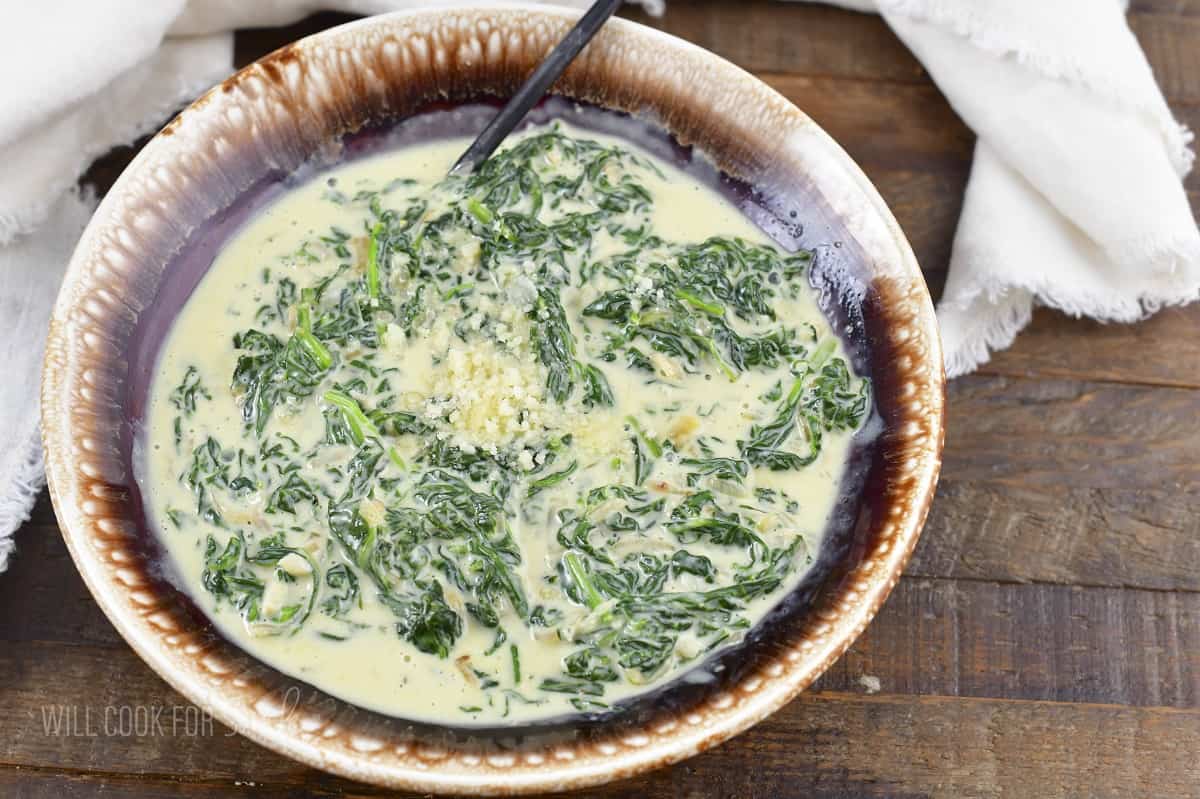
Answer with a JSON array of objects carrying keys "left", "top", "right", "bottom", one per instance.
[{"left": 450, "top": 0, "right": 624, "bottom": 175}]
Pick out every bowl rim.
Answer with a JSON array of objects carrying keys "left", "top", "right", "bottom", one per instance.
[{"left": 41, "top": 4, "right": 945, "bottom": 793}]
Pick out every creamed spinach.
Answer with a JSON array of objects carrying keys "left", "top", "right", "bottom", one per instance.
[{"left": 144, "top": 121, "right": 871, "bottom": 723}]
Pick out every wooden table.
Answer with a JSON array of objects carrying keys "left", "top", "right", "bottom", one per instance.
[{"left": 4, "top": 3, "right": 1199, "bottom": 797}]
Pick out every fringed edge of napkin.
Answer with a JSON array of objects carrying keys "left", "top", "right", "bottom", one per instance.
[
  {"left": 0, "top": 184, "right": 100, "bottom": 572},
  {"left": 941, "top": 231, "right": 1200, "bottom": 377},
  {"left": 0, "top": 431, "right": 44, "bottom": 572}
]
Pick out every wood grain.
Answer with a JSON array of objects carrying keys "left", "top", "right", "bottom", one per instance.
[
  {"left": 921, "top": 375, "right": 1200, "bottom": 589},
  {"left": 628, "top": 1, "right": 1200, "bottom": 104},
  {"left": 822, "top": 578, "right": 1200, "bottom": 708},
  {"left": 0, "top": 773, "right": 347, "bottom": 799},
  {"left": 944, "top": 375, "right": 1200, "bottom": 491},
  {"left": 3, "top": 689, "right": 1198, "bottom": 799},
  {"left": 1131, "top": 15, "right": 1200, "bottom": 103},
  {"left": 761, "top": 72, "right": 975, "bottom": 172},
  {"left": 624, "top": 1, "right": 924, "bottom": 85},
  {"left": 979, "top": 306, "right": 1200, "bottom": 389},
  {"left": 915, "top": 480, "right": 1200, "bottom": 591},
  {"left": 0, "top": 498, "right": 117, "bottom": 648},
  {"left": 1130, "top": 0, "right": 1200, "bottom": 19}
]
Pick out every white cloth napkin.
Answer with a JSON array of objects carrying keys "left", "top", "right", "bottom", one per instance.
[
  {"left": 844, "top": 0, "right": 1200, "bottom": 376},
  {"left": 0, "top": 0, "right": 1194, "bottom": 572}
]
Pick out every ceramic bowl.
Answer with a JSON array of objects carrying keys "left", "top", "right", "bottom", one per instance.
[{"left": 41, "top": 5, "right": 944, "bottom": 794}]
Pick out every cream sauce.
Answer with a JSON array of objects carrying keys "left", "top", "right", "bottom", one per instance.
[{"left": 141, "top": 123, "right": 864, "bottom": 724}]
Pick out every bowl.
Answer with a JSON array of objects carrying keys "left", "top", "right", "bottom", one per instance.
[{"left": 41, "top": 5, "right": 944, "bottom": 794}]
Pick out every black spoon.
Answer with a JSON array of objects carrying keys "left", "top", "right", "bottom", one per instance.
[{"left": 449, "top": 0, "right": 624, "bottom": 176}]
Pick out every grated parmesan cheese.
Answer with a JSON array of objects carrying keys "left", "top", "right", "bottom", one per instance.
[{"left": 420, "top": 339, "right": 551, "bottom": 448}]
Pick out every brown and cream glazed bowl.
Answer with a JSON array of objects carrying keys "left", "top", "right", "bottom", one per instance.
[{"left": 41, "top": 5, "right": 944, "bottom": 794}]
